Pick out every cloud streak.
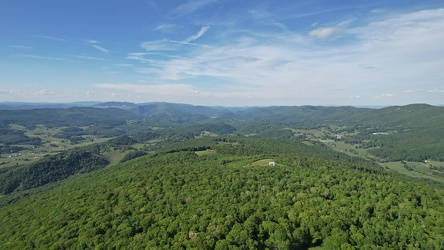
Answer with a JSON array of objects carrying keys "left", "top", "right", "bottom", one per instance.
[
  {"left": 171, "top": 0, "right": 216, "bottom": 17},
  {"left": 67, "top": 54, "right": 105, "bottom": 61},
  {"left": 13, "top": 54, "right": 79, "bottom": 63},
  {"left": 34, "top": 35, "right": 68, "bottom": 42},
  {"left": 308, "top": 27, "right": 336, "bottom": 38},
  {"left": 155, "top": 23, "right": 176, "bottom": 33},
  {"left": 168, "top": 40, "right": 212, "bottom": 48},
  {"left": 95, "top": 83, "right": 196, "bottom": 96},
  {"left": 184, "top": 26, "right": 210, "bottom": 43},
  {"left": 85, "top": 40, "right": 109, "bottom": 53},
  {"left": 10, "top": 45, "right": 33, "bottom": 50}
]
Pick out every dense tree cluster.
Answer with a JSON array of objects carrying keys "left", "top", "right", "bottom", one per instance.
[
  {"left": 0, "top": 128, "right": 42, "bottom": 146},
  {"left": 120, "top": 150, "right": 148, "bottom": 163},
  {"left": 0, "top": 107, "right": 138, "bottom": 130},
  {"left": 0, "top": 149, "right": 109, "bottom": 194},
  {"left": 1, "top": 139, "right": 443, "bottom": 249}
]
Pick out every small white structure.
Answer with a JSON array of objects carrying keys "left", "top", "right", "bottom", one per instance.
[{"left": 269, "top": 161, "right": 276, "bottom": 166}]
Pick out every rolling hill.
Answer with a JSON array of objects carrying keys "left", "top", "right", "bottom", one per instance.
[{"left": 1, "top": 102, "right": 444, "bottom": 248}]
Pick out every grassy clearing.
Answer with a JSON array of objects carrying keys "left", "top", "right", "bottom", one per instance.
[
  {"left": 195, "top": 150, "right": 216, "bottom": 156},
  {"left": 102, "top": 149, "right": 129, "bottom": 166},
  {"left": 249, "top": 159, "right": 274, "bottom": 167},
  {"left": 322, "top": 140, "right": 377, "bottom": 161},
  {"left": 288, "top": 127, "right": 328, "bottom": 140},
  {"left": 382, "top": 161, "right": 444, "bottom": 184},
  {"left": 195, "top": 131, "right": 218, "bottom": 138},
  {"left": 425, "top": 160, "right": 444, "bottom": 168},
  {"left": 8, "top": 124, "right": 27, "bottom": 131}
]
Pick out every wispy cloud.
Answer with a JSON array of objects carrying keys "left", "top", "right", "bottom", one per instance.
[
  {"left": 123, "top": 8, "right": 444, "bottom": 105},
  {"left": 155, "top": 23, "right": 176, "bottom": 33},
  {"left": 85, "top": 40, "right": 109, "bottom": 53},
  {"left": 169, "top": 40, "right": 212, "bottom": 48},
  {"left": 373, "top": 93, "right": 394, "bottom": 99},
  {"left": 94, "top": 83, "right": 195, "bottom": 96},
  {"left": 126, "top": 52, "right": 150, "bottom": 62},
  {"left": 428, "top": 89, "right": 444, "bottom": 93},
  {"left": 248, "top": 9, "right": 273, "bottom": 20},
  {"left": 94, "top": 82, "right": 257, "bottom": 104},
  {"left": 114, "top": 64, "right": 134, "bottom": 67},
  {"left": 9, "top": 45, "right": 33, "bottom": 50},
  {"left": 67, "top": 54, "right": 105, "bottom": 61},
  {"left": 34, "top": 35, "right": 67, "bottom": 42},
  {"left": 12, "top": 54, "right": 79, "bottom": 63},
  {"left": 0, "top": 86, "right": 60, "bottom": 101},
  {"left": 308, "top": 27, "right": 336, "bottom": 38},
  {"left": 184, "top": 26, "right": 210, "bottom": 43},
  {"left": 0, "top": 89, "right": 15, "bottom": 95},
  {"left": 136, "top": 28, "right": 211, "bottom": 55},
  {"left": 248, "top": 9, "right": 287, "bottom": 30},
  {"left": 171, "top": 0, "right": 216, "bottom": 17},
  {"left": 140, "top": 40, "right": 173, "bottom": 51}
]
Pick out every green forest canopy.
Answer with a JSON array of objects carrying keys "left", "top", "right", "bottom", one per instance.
[{"left": 1, "top": 137, "right": 443, "bottom": 249}]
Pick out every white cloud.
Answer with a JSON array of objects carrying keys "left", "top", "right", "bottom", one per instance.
[
  {"left": 169, "top": 40, "right": 212, "bottom": 48},
  {"left": 85, "top": 40, "right": 109, "bottom": 53},
  {"left": 155, "top": 23, "right": 176, "bottom": 33},
  {"left": 115, "top": 64, "right": 133, "bottom": 67},
  {"left": 171, "top": 0, "right": 216, "bottom": 17},
  {"left": 111, "top": 8, "right": 444, "bottom": 105},
  {"left": 184, "top": 26, "right": 210, "bottom": 43},
  {"left": 140, "top": 40, "right": 172, "bottom": 51},
  {"left": 94, "top": 83, "right": 196, "bottom": 95},
  {"left": 0, "top": 89, "right": 14, "bottom": 95},
  {"left": 10, "top": 45, "right": 33, "bottom": 50},
  {"left": 248, "top": 8, "right": 286, "bottom": 30},
  {"left": 13, "top": 54, "right": 78, "bottom": 63},
  {"left": 34, "top": 35, "right": 67, "bottom": 42},
  {"left": 428, "top": 89, "right": 444, "bottom": 93},
  {"left": 126, "top": 52, "right": 152, "bottom": 61},
  {"left": 68, "top": 54, "right": 105, "bottom": 61},
  {"left": 94, "top": 82, "right": 258, "bottom": 105},
  {"left": 308, "top": 27, "right": 336, "bottom": 38},
  {"left": 373, "top": 93, "right": 394, "bottom": 99},
  {"left": 33, "top": 89, "right": 58, "bottom": 97}
]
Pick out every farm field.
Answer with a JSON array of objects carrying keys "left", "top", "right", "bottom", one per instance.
[
  {"left": 0, "top": 125, "right": 112, "bottom": 169},
  {"left": 288, "top": 125, "right": 444, "bottom": 185},
  {"left": 382, "top": 161, "right": 444, "bottom": 184}
]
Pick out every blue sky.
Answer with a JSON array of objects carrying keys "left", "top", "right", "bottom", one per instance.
[{"left": 1, "top": 0, "right": 443, "bottom": 106}]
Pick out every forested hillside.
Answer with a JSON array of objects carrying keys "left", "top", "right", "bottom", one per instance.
[
  {"left": 1, "top": 103, "right": 444, "bottom": 186},
  {"left": 223, "top": 104, "right": 444, "bottom": 162},
  {"left": 1, "top": 138, "right": 443, "bottom": 249},
  {"left": 0, "top": 107, "right": 138, "bottom": 130},
  {"left": 1, "top": 103, "right": 444, "bottom": 249}
]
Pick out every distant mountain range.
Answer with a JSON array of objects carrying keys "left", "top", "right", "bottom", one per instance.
[
  {"left": 0, "top": 101, "right": 391, "bottom": 110},
  {"left": 1, "top": 101, "right": 443, "bottom": 128},
  {"left": 0, "top": 101, "right": 100, "bottom": 110}
]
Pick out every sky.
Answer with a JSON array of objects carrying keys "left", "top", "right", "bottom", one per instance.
[{"left": 1, "top": 0, "right": 444, "bottom": 106}]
